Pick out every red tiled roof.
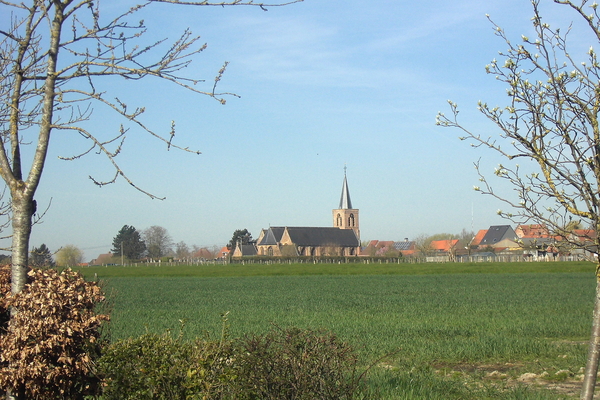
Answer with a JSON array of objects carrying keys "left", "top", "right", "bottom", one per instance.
[
  {"left": 193, "top": 248, "right": 215, "bottom": 259},
  {"left": 362, "top": 240, "right": 395, "bottom": 256},
  {"left": 516, "top": 224, "right": 549, "bottom": 238},
  {"left": 572, "top": 229, "right": 596, "bottom": 241},
  {"left": 430, "top": 239, "right": 459, "bottom": 252},
  {"left": 471, "top": 230, "right": 488, "bottom": 247}
]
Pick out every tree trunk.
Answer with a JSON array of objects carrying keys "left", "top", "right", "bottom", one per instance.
[
  {"left": 581, "top": 272, "right": 600, "bottom": 399},
  {"left": 5, "top": 195, "right": 33, "bottom": 400},
  {"left": 11, "top": 195, "right": 32, "bottom": 295}
]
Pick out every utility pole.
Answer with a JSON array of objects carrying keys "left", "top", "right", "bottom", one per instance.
[{"left": 121, "top": 242, "right": 124, "bottom": 266}]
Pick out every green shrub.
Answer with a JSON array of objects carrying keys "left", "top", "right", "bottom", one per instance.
[
  {"left": 0, "top": 266, "right": 109, "bottom": 399},
  {"left": 98, "top": 329, "right": 235, "bottom": 400},
  {"left": 98, "top": 324, "right": 364, "bottom": 400},
  {"left": 230, "top": 326, "right": 362, "bottom": 400}
]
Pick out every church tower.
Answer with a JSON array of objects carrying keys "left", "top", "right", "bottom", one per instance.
[{"left": 332, "top": 168, "right": 360, "bottom": 240}]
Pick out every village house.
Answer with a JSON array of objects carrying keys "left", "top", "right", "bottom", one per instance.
[
  {"left": 89, "top": 253, "right": 114, "bottom": 266},
  {"left": 362, "top": 240, "right": 395, "bottom": 257},
  {"left": 478, "top": 225, "right": 518, "bottom": 248},
  {"left": 426, "top": 239, "right": 460, "bottom": 262},
  {"left": 566, "top": 229, "right": 598, "bottom": 259},
  {"left": 361, "top": 239, "right": 417, "bottom": 258},
  {"left": 513, "top": 224, "right": 557, "bottom": 259},
  {"left": 470, "top": 229, "right": 488, "bottom": 249},
  {"left": 515, "top": 224, "right": 550, "bottom": 238},
  {"left": 394, "top": 239, "right": 417, "bottom": 256}
]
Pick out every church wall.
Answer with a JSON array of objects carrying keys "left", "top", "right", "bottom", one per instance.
[{"left": 256, "top": 244, "right": 282, "bottom": 257}]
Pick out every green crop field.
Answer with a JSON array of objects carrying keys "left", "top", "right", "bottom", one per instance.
[
  {"left": 78, "top": 260, "right": 593, "bottom": 279},
  {"left": 77, "top": 261, "right": 598, "bottom": 399}
]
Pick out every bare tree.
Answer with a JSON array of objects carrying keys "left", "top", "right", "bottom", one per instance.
[
  {"left": 0, "top": 2, "right": 301, "bottom": 289},
  {"left": 191, "top": 244, "right": 221, "bottom": 260},
  {"left": 457, "top": 228, "right": 475, "bottom": 248},
  {"left": 437, "top": 1, "right": 600, "bottom": 397},
  {"left": 143, "top": 225, "right": 174, "bottom": 259},
  {"left": 175, "top": 240, "right": 190, "bottom": 260},
  {"left": 1, "top": 2, "right": 301, "bottom": 396},
  {"left": 413, "top": 233, "right": 434, "bottom": 257}
]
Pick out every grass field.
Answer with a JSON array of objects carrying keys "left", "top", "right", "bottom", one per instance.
[
  {"left": 77, "top": 260, "right": 593, "bottom": 279},
  {"left": 76, "top": 261, "right": 597, "bottom": 399}
]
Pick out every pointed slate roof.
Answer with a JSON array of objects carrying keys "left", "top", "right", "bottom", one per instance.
[
  {"left": 257, "top": 227, "right": 285, "bottom": 246},
  {"left": 339, "top": 171, "right": 353, "bottom": 209},
  {"left": 480, "top": 225, "right": 517, "bottom": 246}
]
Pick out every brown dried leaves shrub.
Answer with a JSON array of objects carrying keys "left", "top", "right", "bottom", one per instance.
[
  {"left": 0, "top": 266, "right": 109, "bottom": 399},
  {"left": 0, "top": 265, "right": 10, "bottom": 333}
]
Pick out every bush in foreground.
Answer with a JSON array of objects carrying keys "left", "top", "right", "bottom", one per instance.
[
  {"left": 0, "top": 266, "right": 109, "bottom": 399},
  {"left": 98, "top": 326, "right": 362, "bottom": 399},
  {"left": 98, "top": 330, "right": 235, "bottom": 400},
  {"left": 231, "top": 326, "right": 361, "bottom": 400}
]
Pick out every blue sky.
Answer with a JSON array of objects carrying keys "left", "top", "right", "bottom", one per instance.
[{"left": 4, "top": 0, "right": 590, "bottom": 260}]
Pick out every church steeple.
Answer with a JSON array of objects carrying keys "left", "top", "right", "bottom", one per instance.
[
  {"left": 339, "top": 166, "right": 353, "bottom": 209},
  {"left": 333, "top": 167, "right": 359, "bottom": 241}
]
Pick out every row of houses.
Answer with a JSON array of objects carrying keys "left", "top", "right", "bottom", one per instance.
[
  {"left": 227, "top": 170, "right": 598, "bottom": 261},
  {"left": 233, "top": 222, "right": 596, "bottom": 262},
  {"left": 87, "top": 169, "right": 598, "bottom": 264},
  {"left": 361, "top": 224, "right": 596, "bottom": 262}
]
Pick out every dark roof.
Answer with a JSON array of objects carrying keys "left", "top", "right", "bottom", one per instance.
[
  {"left": 480, "top": 225, "right": 516, "bottom": 246},
  {"left": 394, "top": 241, "right": 415, "bottom": 251},
  {"left": 519, "top": 237, "right": 556, "bottom": 247},
  {"left": 239, "top": 244, "right": 257, "bottom": 256},
  {"left": 257, "top": 227, "right": 285, "bottom": 245},
  {"left": 286, "top": 227, "right": 359, "bottom": 247}
]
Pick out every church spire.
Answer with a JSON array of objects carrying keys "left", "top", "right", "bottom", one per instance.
[
  {"left": 338, "top": 166, "right": 352, "bottom": 209},
  {"left": 333, "top": 166, "right": 359, "bottom": 240}
]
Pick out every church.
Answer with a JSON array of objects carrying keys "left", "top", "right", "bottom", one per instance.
[{"left": 250, "top": 171, "right": 361, "bottom": 257}]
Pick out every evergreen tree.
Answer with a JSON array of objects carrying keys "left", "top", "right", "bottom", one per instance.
[
  {"left": 227, "top": 229, "right": 253, "bottom": 250},
  {"left": 30, "top": 244, "right": 54, "bottom": 268},
  {"left": 111, "top": 225, "right": 146, "bottom": 261}
]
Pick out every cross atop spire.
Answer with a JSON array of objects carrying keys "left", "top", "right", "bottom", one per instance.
[{"left": 339, "top": 167, "right": 352, "bottom": 209}]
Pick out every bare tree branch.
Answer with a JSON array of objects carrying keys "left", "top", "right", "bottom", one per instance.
[
  {"left": 437, "top": 1, "right": 600, "bottom": 398},
  {"left": 0, "top": 6, "right": 302, "bottom": 388}
]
